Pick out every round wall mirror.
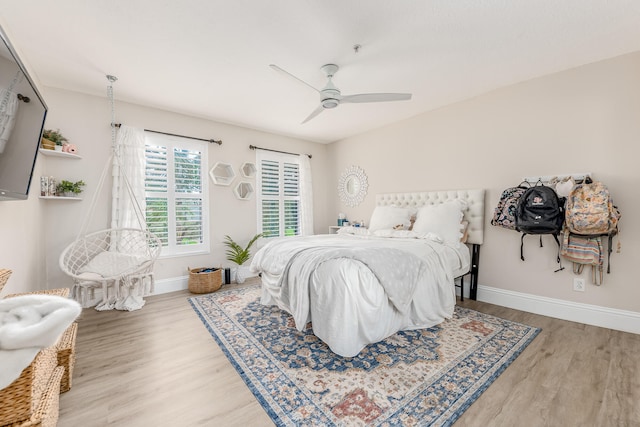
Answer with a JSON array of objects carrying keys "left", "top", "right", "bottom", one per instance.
[{"left": 338, "top": 165, "right": 368, "bottom": 207}]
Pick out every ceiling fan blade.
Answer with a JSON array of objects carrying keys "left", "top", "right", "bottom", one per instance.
[
  {"left": 301, "top": 104, "right": 325, "bottom": 124},
  {"left": 340, "top": 93, "right": 412, "bottom": 103},
  {"left": 270, "top": 64, "right": 319, "bottom": 93}
]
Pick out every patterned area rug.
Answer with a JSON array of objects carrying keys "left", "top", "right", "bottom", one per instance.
[{"left": 189, "top": 284, "right": 539, "bottom": 426}]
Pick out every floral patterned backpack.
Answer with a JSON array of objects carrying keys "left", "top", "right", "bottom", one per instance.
[
  {"left": 565, "top": 179, "right": 620, "bottom": 235},
  {"left": 490, "top": 184, "right": 529, "bottom": 230}
]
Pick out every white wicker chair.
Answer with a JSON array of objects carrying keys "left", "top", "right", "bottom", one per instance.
[{"left": 59, "top": 228, "right": 161, "bottom": 310}]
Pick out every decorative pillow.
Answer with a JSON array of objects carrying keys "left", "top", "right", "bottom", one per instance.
[
  {"left": 337, "top": 226, "right": 370, "bottom": 236},
  {"left": 368, "top": 206, "right": 412, "bottom": 232},
  {"left": 372, "top": 229, "right": 443, "bottom": 242},
  {"left": 460, "top": 220, "right": 470, "bottom": 243},
  {"left": 412, "top": 200, "right": 467, "bottom": 247},
  {"left": 79, "top": 252, "right": 147, "bottom": 278}
]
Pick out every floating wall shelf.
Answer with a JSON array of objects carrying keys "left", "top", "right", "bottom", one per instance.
[
  {"left": 209, "top": 162, "right": 236, "bottom": 186},
  {"left": 240, "top": 162, "right": 256, "bottom": 178},
  {"left": 234, "top": 181, "right": 254, "bottom": 200},
  {"left": 39, "top": 149, "right": 82, "bottom": 159}
]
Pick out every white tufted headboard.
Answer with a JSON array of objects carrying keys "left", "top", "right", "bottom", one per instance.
[{"left": 376, "top": 189, "right": 486, "bottom": 245}]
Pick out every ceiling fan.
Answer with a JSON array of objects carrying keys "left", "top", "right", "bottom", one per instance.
[{"left": 270, "top": 63, "right": 412, "bottom": 124}]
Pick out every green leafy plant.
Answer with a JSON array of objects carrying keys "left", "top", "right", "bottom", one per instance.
[
  {"left": 42, "top": 129, "right": 68, "bottom": 146},
  {"left": 56, "top": 180, "right": 85, "bottom": 195},
  {"left": 223, "top": 233, "right": 262, "bottom": 265}
]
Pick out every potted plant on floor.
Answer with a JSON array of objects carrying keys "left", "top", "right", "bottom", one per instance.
[{"left": 223, "top": 233, "right": 262, "bottom": 284}]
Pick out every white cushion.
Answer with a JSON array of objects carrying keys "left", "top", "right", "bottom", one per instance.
[
  {"left": 368, "top": 206, "right": 413, "bottom": 232},
  {"left": 79, "top": 252, "right": 147, "bottom": 278},
  {"left": 412, "top": 200, "right": 467, "bottom": 247},
  {"left": 337, "top": 226, "right": 370, "bottom": 236}
]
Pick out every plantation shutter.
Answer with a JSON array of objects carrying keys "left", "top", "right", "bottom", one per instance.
[
  {"left": 145, "top": 143, "right": 169, "bottom": 245},
  {"left": 283, "top": 161, "right": 300, "bottom": 236},
  {"left": 174, "top": 148, "right": 204, "bottom": 246},
  {"left": 144, "top": 133, "right": 209, "bottom": 255},
  {"left": 257, "top": 152, "right": 301, "bottom": 238}
]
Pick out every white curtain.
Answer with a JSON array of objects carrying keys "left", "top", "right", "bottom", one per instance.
[
  {"left": 299, "top": 154, "right": 314, "bottom": 236},
  {"left": 0, "top": 72, "right": 22, "bottom": 153},
  {"left": 0, "top": 89, "right": 18, "bottom": 153},
  {"left": 112, "top": 125, "right": 146, "bottom": 229}
]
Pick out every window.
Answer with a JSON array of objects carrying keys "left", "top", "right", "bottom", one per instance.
[
  {"left": 256, "top": 151, "right": 301, "bottom": 238},
  {"left": 144, "top": 132, "right": 209, "bottom": 256}
]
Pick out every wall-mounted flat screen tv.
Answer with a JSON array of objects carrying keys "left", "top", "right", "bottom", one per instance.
[{"left": 0, "top": 24, "right": 48, "bottom": 201}]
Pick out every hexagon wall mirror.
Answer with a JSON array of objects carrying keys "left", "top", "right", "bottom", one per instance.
[
  {"left": 209, "top": 162, "right": 236, "bottom": 186},
  {"left": 234, "top": 181, "right": 255, "bottom": 200},
  {"left": 240, "top": 162, "right": 257, "bottom": 178}
]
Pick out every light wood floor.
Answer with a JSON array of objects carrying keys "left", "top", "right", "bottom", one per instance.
[{"left": 58, "top": 279, "right": 640, "bottom": 427}]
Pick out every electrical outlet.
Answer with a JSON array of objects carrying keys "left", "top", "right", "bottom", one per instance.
[{"left": 573, "top": 278, "right": 586, "bottom": 292}]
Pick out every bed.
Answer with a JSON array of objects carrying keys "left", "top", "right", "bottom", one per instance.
[{"left": 250, "top": 189, "right": 485, "bottom": 357}]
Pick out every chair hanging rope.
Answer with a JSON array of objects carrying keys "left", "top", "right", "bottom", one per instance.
[{"left": 59, "top": 75, "right": 161, "bottom": 312}]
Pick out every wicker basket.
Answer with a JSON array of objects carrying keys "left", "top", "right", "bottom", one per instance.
[
  {"left": 40, "top": 138, "right": 55, "bottom": 150},
  {"left": 56, "top": 322, "right": 77, "bottom": 393},
  {"left": 0, "top": 269, "right": 12, "bottom": 293},
  {"left": 188, "top": 268, "right": 222, "bottom": 294},
  {"left": 7, "top": 367, "right": 64, "bottom": 427},
  {"left": 0, "top": 347, "right": 58, "bottom": 425},
  {"left": 4, "top": 288, "right": 70, "bottom": 299}
]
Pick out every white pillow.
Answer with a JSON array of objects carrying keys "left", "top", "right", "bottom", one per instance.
[
  {"left": 337, "top": 226, "right": 370, "bottom": 236},
  {"left": 412, "top": 200, "right": 467, "bottom": 247},
  {"left": 79, "top": 252, "right": 147, "bottom": 278},
  {"left": 368, "top": 206, "right": 412, "bottom": 232}
]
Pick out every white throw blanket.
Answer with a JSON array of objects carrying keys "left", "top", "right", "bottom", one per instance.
[
  {"left": 0, "top": 295, "right": 81, "bottom": 389},
  {"left": 252, "top": 234, "right": 461, "bottom": 356},
  {"left": 281, "top": 246, "right": 426, "bottom": 330}
]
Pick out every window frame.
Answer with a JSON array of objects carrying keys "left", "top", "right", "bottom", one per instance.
[
  {"left": 256, "top": 151, "right": 302, "bottom": 239},
  {"left": 144, "top": 132, "right": 210, "bottom": 258}
]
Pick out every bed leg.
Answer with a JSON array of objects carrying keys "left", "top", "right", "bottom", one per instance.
[{"left": 469, "top": 244, "right": 480, "bottom": 300}]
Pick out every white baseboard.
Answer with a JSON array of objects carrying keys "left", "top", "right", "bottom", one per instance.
[
  {"left": 152, "top": 276, "right": 189, "bottom": 295},
  {"left": 151, "top": 277, "right": 640, "bottom": 335},
  {"left": 150, "top": 272, "right": 259, "bottom": 296},
  {"left": 477, "top": 285, "right": 640, "bottom": 335}
]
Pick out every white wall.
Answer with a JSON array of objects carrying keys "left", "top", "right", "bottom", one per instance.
[
  {"left": 2, "top": 87, "right": 329, "bottom": 294},
  {"left": 0, "top": 159, "right": 46, "bottom": 296},
  {"left": 2, "top": 47, "right": 638, "bottom": 328},
  {"left": 327, "top": 51, "right": 640, "bottom": 315}
]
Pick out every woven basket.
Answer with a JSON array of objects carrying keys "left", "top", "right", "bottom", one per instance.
[
  {"left": 4, "top": 288, "right": 70, "bottom": 299},
  {"left": 7, "top": 366, "right": 64, "bottom": 427},
  {"left": 0, "top": 269, "right": 12, "bottom": 293},
  {"left": 0, "top": 347, "right": 58, "bottom": 425},
  {"left": 188, "top": 268, "right": 222, "bottom": 294},
  {"left": 40, "top": 138, "right": 55, "bottom": 150},
  {"left": 56, "top": 322, "right": 77, "bottom": 393}
]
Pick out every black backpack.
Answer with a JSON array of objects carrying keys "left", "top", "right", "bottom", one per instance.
[
  {"left": 516, "top": 185, "right": 564, "bottom": 234},
  {"left": 516, "top": 184, "right": 565, "bottom": 267}
]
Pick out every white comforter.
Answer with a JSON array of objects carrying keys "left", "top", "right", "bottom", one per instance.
[{"left": 250, "top": 234, "right": 469, "bottom": 357}]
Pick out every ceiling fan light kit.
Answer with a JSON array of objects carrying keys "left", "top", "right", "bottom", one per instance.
[{"left": 271, "top": 63, "right": 412, "bottom": 124}]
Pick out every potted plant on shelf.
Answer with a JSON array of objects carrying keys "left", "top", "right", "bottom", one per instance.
[
  {"left": 223, "top": 233, "right": 262, "bottom": 284},
  {"left": 56, "top": 180, "right": 85, "bottom": 197},
  {"left": 42, "top": 129, "right": 68, "bottom": 151}
]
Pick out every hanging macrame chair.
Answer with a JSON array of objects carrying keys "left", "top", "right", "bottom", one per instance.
[{"left": 59, "top": 76, "right": 161, "bottom": 311}]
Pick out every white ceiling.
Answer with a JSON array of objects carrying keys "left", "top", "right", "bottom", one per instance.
[{"left": 1, "top": 1, "right": 640, "bottom": 143}]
